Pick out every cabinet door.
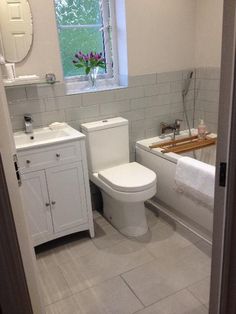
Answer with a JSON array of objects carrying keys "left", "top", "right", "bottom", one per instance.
[
  {"left": 21, "top": 171, "right": 53, "bottom": 244},
  {"left": 46, "top": 162, "right": 88, "bottom": 233}
]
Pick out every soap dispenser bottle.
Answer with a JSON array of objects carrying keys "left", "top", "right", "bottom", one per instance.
[{"left": 198, "top": 119, "right": 207, "bottom": 139}]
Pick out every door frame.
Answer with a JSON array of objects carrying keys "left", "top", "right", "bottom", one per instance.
[
  {"left": 0, "top": 68, "right": 43, "bottom": 313},
  {"left": 209, "top": 0, "right": 236, "bottom": 313}
]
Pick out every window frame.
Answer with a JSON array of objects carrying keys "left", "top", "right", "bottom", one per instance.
[{"left": 54, "top": 0, "right": 118, "bottom": 85}]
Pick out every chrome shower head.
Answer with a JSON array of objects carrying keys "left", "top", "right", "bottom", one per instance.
[{"left": 182, "top": 71, "right": 194, "bottom": 98}]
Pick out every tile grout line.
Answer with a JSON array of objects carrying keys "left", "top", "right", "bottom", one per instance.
[
  {"left": 203, "top": 303, "right": 209, "bottom": 311},
  {"left": 44, "top": 274, "right": 129, "bottom": 309},
  {"left": 45, "top": 263, "right": 74, "bottom": 307},
  {"left": 120, "top": 275, "right": 146, "bottom": 309},
  {"left": 44, "top": 292, "right": 75, "bottom": 309},
  {"left": 186, "top": 275, "right": 210, "bottom": 308},
  {"left": 186, "top": 288, "right": 210, "bottom": 310},
  {"left": 8, "top": 68, "right": 219, "bottom": 134},
  {"left": 44, "top": 273, "right": 151, "bottom": 311},
  {"left": 186, "top": 274, "right": 210, "bottom": 289},
  {"left": 48, "top": 234, "right": 157, "bottom": 304},
  {"left": 39, "top": 210, "right": 211, "bottom": 311},
  {"left": 56, "top": 253, "right": 155, "bottom": 301},
  {"left": 132, "top": 285, "right": 208, "bottom": 314}
]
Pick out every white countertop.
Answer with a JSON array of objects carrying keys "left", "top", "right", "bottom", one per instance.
[{"left": 14, "top": 124, "right": 85, "bottom": 151}]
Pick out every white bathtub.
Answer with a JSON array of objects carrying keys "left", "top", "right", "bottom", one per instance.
[{"left": 136, "top": 129, "right": 216, "bottom": 241}]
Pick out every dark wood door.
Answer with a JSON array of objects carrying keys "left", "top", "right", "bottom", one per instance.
[{"left": 0, "top": 154, "right": 33, "bottom": 314}]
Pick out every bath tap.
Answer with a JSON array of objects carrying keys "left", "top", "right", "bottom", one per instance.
[
  {"left": 174, "top": 119, "right": 182, "bottom": 135},
  {"left": 160, "top": 119, "right": 182, "bottom": 140},
  {"left": 24, "top": 114, "right": 33, "bottom": 133}
]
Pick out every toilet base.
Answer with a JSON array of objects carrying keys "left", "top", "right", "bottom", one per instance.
[{"left": 101, "top": 191, "right": 148, "bottom": 237}]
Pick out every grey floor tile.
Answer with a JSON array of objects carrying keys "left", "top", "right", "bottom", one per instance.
[
  {"left": 73, "top": 276, "right": 144, "bottom": 314},
  {"left": 36, "top": 236, "right": 97, "bottom": 269},
  {"left": 67, "top": 237, "right": 98, "bottom": 259},
  {"left": 56, "top": 258, "right": 92, "bottom": 294},
  {"left": 122, "top": 260, "right": 178, "bottom": 307},
  {"left": 92, "top": 216, "right": 125, "bottom": 249},
  {"left": 38, "top": 264, "right": 72, "bottom": 306},
  {"left": 38, "top": 208, "right": 212, "bottom": 313},
  {"left": 45, "top": 295, "right": 81, "bottom": 314},
  {"left": 37, "top": 244, "right": 72, "bottom": 269},
  {"left": 105, "top": 236, "right": 150, "bottom": 254},
  {"left": 122, "top": 244, "right": 211, "bottom": 306},
  {"left": 135, "top": 289, "right": 208, "bottom": 314},
  {"left": 188, "top": 277, "right": 210, "bottom": 308},
  {"left": 145, "top": 222, "right": 192, "bottom": 260},
  {"left": 59, "top": 238, "right": 154, "bottom": 293}
]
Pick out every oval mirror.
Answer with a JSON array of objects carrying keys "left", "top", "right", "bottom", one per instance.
[{"left": 0, "top": 0, "right": 33, "bottom": 63}]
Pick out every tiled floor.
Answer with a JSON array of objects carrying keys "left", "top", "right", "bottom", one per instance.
[{"left": 36, "top": 209, "right": 211, "bottom": 314}]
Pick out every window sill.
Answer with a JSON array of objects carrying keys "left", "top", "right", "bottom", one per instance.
[{"left": 65, "top": 78, "right": 127, "bottom": 95}]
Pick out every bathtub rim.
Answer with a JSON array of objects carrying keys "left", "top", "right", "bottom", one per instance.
[{"left": 136, "top": 129, "right": 217, "bottom": 165}]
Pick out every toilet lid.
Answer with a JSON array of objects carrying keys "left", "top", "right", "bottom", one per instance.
[{"left": 98, "top": 162, "right": 156, "bottom": 192}]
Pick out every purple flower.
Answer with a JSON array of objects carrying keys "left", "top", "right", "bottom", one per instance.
[
  {"left": 75, "top": 51, "right": 84, "bottom": 59},
  {"left": 73, "top": 50, "right": 106, "bottom": 74}
]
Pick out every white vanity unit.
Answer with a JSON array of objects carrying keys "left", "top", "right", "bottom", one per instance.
[{"left": 14, "top": 125, "right": 94, "bottom": 246}]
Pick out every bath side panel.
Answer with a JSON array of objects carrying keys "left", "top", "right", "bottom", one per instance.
[{"left": 136, "top": 147, "right": 213, "bottom": 235}]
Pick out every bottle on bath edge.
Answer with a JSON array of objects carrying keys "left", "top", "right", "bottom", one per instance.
[{"left": 198, "top": 119, "right": 207, "bottom": 139}]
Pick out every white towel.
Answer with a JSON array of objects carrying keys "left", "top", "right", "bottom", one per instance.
[{"left": 175, "top": 156, "right": 215, "bottom": 208}]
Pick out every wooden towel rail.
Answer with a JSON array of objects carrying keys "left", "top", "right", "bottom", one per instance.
[{"left": 149, "top": 134, "right": 217, "bottom": 154}]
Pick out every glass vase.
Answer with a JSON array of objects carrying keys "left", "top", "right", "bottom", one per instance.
[{"left": 88, "top": 67, "right": 99, "bottom": 89}]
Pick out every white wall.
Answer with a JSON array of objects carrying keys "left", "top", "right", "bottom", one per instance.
[
  {"left": 125, "top": 0, "right": 196, "bottom": 76},
  {"left": 10, "top": 0, "right": 223, "bottom": 79},
  {"left": 195, "top": 0, "right": 224, "bottom": 68},
  {"left": 15, "top": 0, "right": 63, "bottom": 81}
]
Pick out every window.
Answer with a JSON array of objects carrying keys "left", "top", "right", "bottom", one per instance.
[{"left": 54, "top": 0, "right": 115, "bottom": 81}]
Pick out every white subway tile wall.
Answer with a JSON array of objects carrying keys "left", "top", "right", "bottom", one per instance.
[
  {"left": 7, "top": 68, "right": 220, "bottom": 160},
  {"left": 195, "top": 67, "right": 220, "bottom": 133}
]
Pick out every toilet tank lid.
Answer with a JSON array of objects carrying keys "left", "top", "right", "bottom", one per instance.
[{"left": 81, "top": 117, "right": 128, "bottom": 132}]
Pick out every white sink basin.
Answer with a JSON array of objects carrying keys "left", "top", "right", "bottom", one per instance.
[{"left": 14, "top": 124, "right": 85, "bottom": 150}]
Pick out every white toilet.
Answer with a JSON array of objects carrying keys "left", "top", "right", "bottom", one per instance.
[{"left": 81, "top": 117, "right": 157, "bottom": 237}]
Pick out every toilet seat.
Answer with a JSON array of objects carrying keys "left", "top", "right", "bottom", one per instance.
[
  {"left": 92, "top": 172, "right": 156, "bottom": 203},
  {"left": 98, "top": 162, "right": 156, "bottom": 193},
  {"left": 91, "top": 162, "right": 157, "bottom": 235}
]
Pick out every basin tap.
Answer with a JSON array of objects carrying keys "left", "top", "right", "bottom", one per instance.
[{"left": 24, "top": 114, "right": 33, "bottom": 133}]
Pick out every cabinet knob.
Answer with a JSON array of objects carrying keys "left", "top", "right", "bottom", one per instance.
[
  {"left": 56, "top": 153, "right": 60, "bottom": 158},
  {"left": 45, "top": 203, "right": 50, "bottom": 207},
  {"left": 51, "top": 201, "right": 56, "bottom": 205},
  {"left": 26, "top": 160, "right": 31, "bottom": 164}
]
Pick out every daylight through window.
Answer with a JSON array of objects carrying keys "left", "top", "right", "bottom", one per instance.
[{"left": 54, "top": 0, "right": 114, "bottom": 80}]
